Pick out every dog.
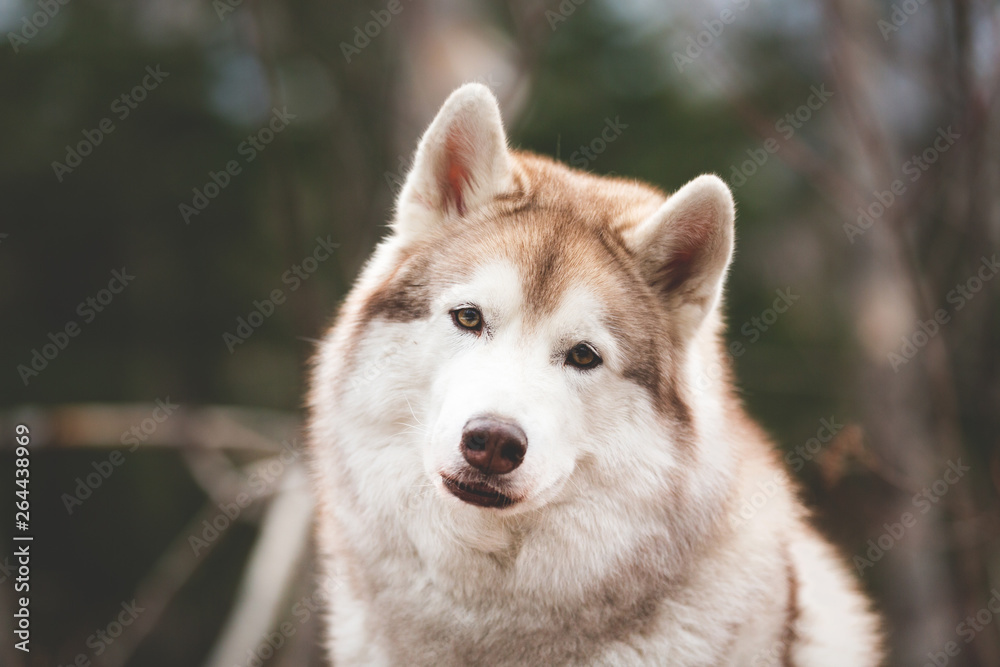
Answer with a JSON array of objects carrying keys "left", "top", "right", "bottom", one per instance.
[{"left": 307, "top": 83, "right": 883, "bottom": 666}]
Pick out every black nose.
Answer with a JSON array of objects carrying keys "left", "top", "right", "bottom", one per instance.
[{"left": 460, "top": 416, "right": 527, "bottom": 475}]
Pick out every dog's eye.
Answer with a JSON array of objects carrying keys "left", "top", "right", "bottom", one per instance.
[
  {"left": 452, "top": 307, "right": 483, "bottom": 334},
  {"left": 566, "top": 343, "right": 601, "bottom": 370}
]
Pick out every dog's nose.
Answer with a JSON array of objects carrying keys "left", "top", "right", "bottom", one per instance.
[{"left": 460, "top": 416, "right": 527, "bottom": 475}]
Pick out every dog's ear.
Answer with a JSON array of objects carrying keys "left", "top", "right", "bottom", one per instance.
[
  {"left": 626, "top": 175, "right": 735, "bottom": 338},
  {"left": 394, "top": 84, "right": 514, "bottom": 241}
]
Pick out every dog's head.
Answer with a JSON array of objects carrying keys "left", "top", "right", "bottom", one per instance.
[{"left": 314, "top": 84, "right": 736, "bottom": 523}]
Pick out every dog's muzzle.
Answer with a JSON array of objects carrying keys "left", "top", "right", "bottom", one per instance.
[{"left": 441, "top": 415, "right": 527, "bottom": 508}]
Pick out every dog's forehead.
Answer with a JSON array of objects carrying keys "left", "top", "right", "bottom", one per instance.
[
  {"left": 363, "top": 151, "right": 667, "bottom": 328},
  {"left": 442, "top": 207, "right": 639, "bottom": 322}
]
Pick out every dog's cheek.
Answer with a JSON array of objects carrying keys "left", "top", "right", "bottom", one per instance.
[
  {"left": 573, "top": 378, "right": 648, "bottom": 458},
  {"left": 420, "top": 354, "right": 476, "bottom": 473}
]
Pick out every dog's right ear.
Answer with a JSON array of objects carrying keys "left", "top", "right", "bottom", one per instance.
[
  {"left": 625, "top": 175, "right": 736, "bottom": 340},
  {"left": 394, "top": 84, "right": 515, "bottom": 242}
]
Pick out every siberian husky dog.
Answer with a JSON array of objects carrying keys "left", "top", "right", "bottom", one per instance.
[{"left": 307, "top": 84, "right": 883, "bottom": 666}]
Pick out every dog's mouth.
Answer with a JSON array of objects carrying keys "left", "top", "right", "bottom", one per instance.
[{"left": 441, "top": 475, "right": 517, "bottom": 509}]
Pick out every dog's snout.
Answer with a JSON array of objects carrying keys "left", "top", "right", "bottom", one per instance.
[{"left": 460, "top": 416, "right": 527, "bottom": 475}]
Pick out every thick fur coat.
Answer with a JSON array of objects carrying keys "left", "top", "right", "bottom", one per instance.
[{"left": 307, "top": 84, "right": 883, "bottom": 666}]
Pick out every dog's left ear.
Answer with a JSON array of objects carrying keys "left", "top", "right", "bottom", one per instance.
[
  {"left": 394, "top": 84, "right": 515, "bottom": 242},
  {"left": 626, "top": 175, "right": 735, "bottom": 338}
]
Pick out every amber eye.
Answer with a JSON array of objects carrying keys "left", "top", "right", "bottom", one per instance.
[
  {"left": 452, "top": 307, "right": 483, "bottom": 333},
  {"left": 567, "top": 343, "right": 601, "bottom": 370}
]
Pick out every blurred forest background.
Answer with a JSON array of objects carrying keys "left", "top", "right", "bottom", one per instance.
[{"left": 1, "top": 0, "right": 999, "bottom": 665}]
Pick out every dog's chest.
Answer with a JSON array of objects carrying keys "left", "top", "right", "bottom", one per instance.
[{"left": 349, "top": 540, "right": 682, "bottom": 665}]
